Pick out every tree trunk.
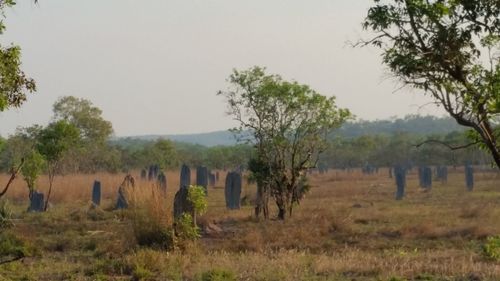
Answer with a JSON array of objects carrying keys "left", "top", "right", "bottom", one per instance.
[
  {"left": 477, "top": 120, "right": 500, "bottom": 169},
  {"left": 255, "top": 182, "right": 269, "bottom": 220},
  {"left": 453, "top": 114, "right": 500, "bottom": 169},
  {"left": 483, "top": 139, "right": 500, "bottom": 169},
  {"left": 0, "top": 160, "right": 24, "bottom": 199},
  {"left": 44, "top": 171, "right": 55, "bottom": 211},
  {"left": 277, "top": 207, "right": 286, "bottom": 220}
]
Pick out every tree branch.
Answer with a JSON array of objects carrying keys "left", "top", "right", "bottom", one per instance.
[
  {"left": 0, "top": 158, "right": 25, "bottom": 199},
  {"left": 0, "top": 255, "right": 24, "bottom": 266}
]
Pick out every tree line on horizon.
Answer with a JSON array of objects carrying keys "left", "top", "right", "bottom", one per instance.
[{"left": 0, "top": 96, "right": 491, "bottom": 176}]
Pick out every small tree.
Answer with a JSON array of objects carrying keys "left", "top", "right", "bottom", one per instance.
[
  {"left": 20, "top": 150, "right": 45, "bottom": 200},
  {"left": 361, "top": 0, "right": 500, "bottom": 168},
  {"left": 219, "top": 67, "right": 351, "bottom": 220},
  {"left": 37, "top": 121, "right": 80, "bottom": 211},
  {"left": 175, "top": 185, "right": 208, "bottom": 241},
  {"left": 0, "top": 126, "right": 42, "bottom": 199}
]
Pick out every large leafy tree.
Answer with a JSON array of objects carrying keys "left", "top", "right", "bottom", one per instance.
[
  {"left": 362, "top": 0, "right": 500, "bottom": 168},
  {"left": 219, "top": 67, "right": 351, "bottom": 220},
  {"left": 52, "top": 96, "right": 115, "bottom": 172},
  {"left": 53, "top": 96, "right": 113, "bottom": 143}
]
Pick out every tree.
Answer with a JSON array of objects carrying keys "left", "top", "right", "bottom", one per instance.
[
  {"left": 53, "top": 96, "right": 113, "bottom": 143},
  {"left": 148, "top": 139, "right": 178, "bottom": 169},
  {"left": 0, "top": 126, "right": 42, "bottom": 199},
  {"left": 37, "top": 121, "right": 80, "bottom": 211},
  {"left": 0, "top": 1, "right": 36, "bottom": 111},
  {"left": 52, "top": 96, "right": 114, "bottom": 173},
  {"left": 21, "top": 150, "right": 45, "bottom": 200},
  {"left": 361, "top": 0, "right": 500, "bottom": 168},
  {"left": 219, "top": 67, "right": 351, "bottom": 220}
]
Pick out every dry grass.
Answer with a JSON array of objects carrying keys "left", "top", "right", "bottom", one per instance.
[{"left": 0, "top": 168, "right": 499, "bottom": 280}]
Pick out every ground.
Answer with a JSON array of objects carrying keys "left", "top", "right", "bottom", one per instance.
[{"left": 0, "top": 168, "right": 499, "bottom": 281}]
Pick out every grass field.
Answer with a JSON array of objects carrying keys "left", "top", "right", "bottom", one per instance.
[{"left": 0, "top": 168, "right": 499, "bottom": 281}]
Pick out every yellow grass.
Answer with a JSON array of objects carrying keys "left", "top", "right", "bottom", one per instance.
[{"left": 0, "top": 168, "right": 499, "bottom": 280}]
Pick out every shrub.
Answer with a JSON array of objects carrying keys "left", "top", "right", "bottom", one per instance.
[
  {"left": 188, "top": 185, "right": 208, "bottom": 215},
  {"left": 0, "top": 232, "right": 29, "bottom": 263},
  {"left": 387, "top": 277, "right": 407, "bottom": 281},
  {"left": 483, "top": 235, "right": 500, "bottom": 261},
  {"left": 131, "top": 208, "right": 174, "bottom": 250},
  {"left": 0, "top": 200, "right": 13, "bottom": 230},
  {"left": 129, "top": 186, "right": 175, "bottom": 250},
  {"left": 173, "top": 185, "right": 208, "bottom": 244},
  {"left": 132, "top": 265, "right": 154, "bottom": 281},
  {"left": 197, "top": 269, "right": 236, "bottom": 281},
  {"left": 175, "top": 213, "right": 200, "bottom": 241}
]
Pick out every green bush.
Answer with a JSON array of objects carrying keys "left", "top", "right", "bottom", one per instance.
[
  {"left": 0, "top": 200, "right": 13, "bottom": 230},
  {"left": 197, "top": 269, "right": 236, "bottom": 281},
  {"left": 188, "top": 185, "right": 208, "bottom": 215},
  {"left": 0, "top": 232, "right": 29, "bottom": 262},
  {"left": 387, "top": 277, "right": 407, "bottom": 281},
  {"left": 175, "top": 213, "right": 200, "bottom": 241},
  {"left": 483, "top": 235, "right": 500, "bottom": 261},
  {"left": 132, "top": 265, "right": 154, "bottom": 281}
]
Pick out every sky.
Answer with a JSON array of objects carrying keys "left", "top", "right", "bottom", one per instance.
[{"left": 0, "top": 0, "right": 445, "bottom": 137}]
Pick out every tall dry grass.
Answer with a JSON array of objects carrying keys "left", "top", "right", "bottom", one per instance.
[{"left": 0, "top": 167, "right": 499, "bottom": 280}]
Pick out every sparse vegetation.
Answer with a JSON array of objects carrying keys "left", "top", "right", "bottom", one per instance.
[
  {"left": 0, "top": 1, "right": 498, "bottom": 280},
  {"left": 483, "top": 235, "right": 500, "bottom": 261},
  {"left": 0, "top": 169, "right": 498, "bottom": 280}
]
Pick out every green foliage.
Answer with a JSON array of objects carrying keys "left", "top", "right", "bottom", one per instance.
[
  {"left": 187, "top": 185, "right": 208, "bottom": 216},
  {"left": 483, "top": 235, "right": 500, "bottom": 261},
  {"left": 387, "top": 278, "right": 407, "bottom": 281},
  {"left": 362, "top": 0, "right": 500, "bottom": 167},
  {"left": 145, "top": 139, "right": 178, "bottom": 169},
  {"left": 219, "top": 66, "right": 351, "bottom": 219},
  {"left": 20, "top": 150, "right": 46, "bottom": 195},
  {"left": 0, "top": 125, "right": 42, "bottom": 171},
  {"left": 37, "top": 120, "right": 80, "bottom": 164},
  {"left": 196, "top": 269, "right": 236, "bottom": 281},
  {"left": 175, "top": 213, "right": 200, "bottom": 241},
  {"left": 53, "top": 96, "right": 113, "bottom": 143},
  {"left": 132, "top": 265, "right": 154, "bottom": 281},
  {"left": 0, "top": 200, "right": 13, "bottom": 230},
  {"left": 0, "top": 1, "right": 36, "bottom": 112},
  {"left": 0, "top": 232, "right": 29, "bottom": 261},
  {"left": 49, "top": 96, "right": 118, "bottom": 173}
]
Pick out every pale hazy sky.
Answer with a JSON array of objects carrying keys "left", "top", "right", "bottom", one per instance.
[{"left": 0, "top": 0, "right": 445, "bottom": 137}]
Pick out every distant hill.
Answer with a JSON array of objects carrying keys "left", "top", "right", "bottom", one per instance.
[
  {"left": 115, "top": 131, "right": 237, "bottom": 147},
  {"left": 117, "top": 115, "right": 465, "bottom": 147}
]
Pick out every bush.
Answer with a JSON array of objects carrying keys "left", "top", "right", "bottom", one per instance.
[
  {"left": 0, "top": 200, "right": 13, "bottom": 230},
  {"left": 129, "top": 185, "right": 175, "bottom": 250},
  {"left": 0, "top": 232, "right": 29, "bottom": 262},
  {"left": 188, "top": 185, "right": 208, "bottom": 215},
  {"left": 132, "top": 209, "right": 174, "bottom": 250},
  {"left": 483, "top": 235, "right": 500, "bottom": 261},
  {"left": 197, "top": 269, "right": 236, "bottom": 281},
  {"left": 173, "top": 185, "right": 208, "bottom": 245},
  {"left": 175, "top": 213, "right": 200, "bottom": 241}
]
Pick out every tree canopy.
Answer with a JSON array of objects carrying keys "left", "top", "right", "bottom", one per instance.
[
  {"left": 219, "top": 66, "right": 351, "bottom": 219},
  {"left": 362, "top": 0, "right": 500, "bottom": 168},
  {"left": 53, "top": 96, "right": 113, "bottom": 143}
]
